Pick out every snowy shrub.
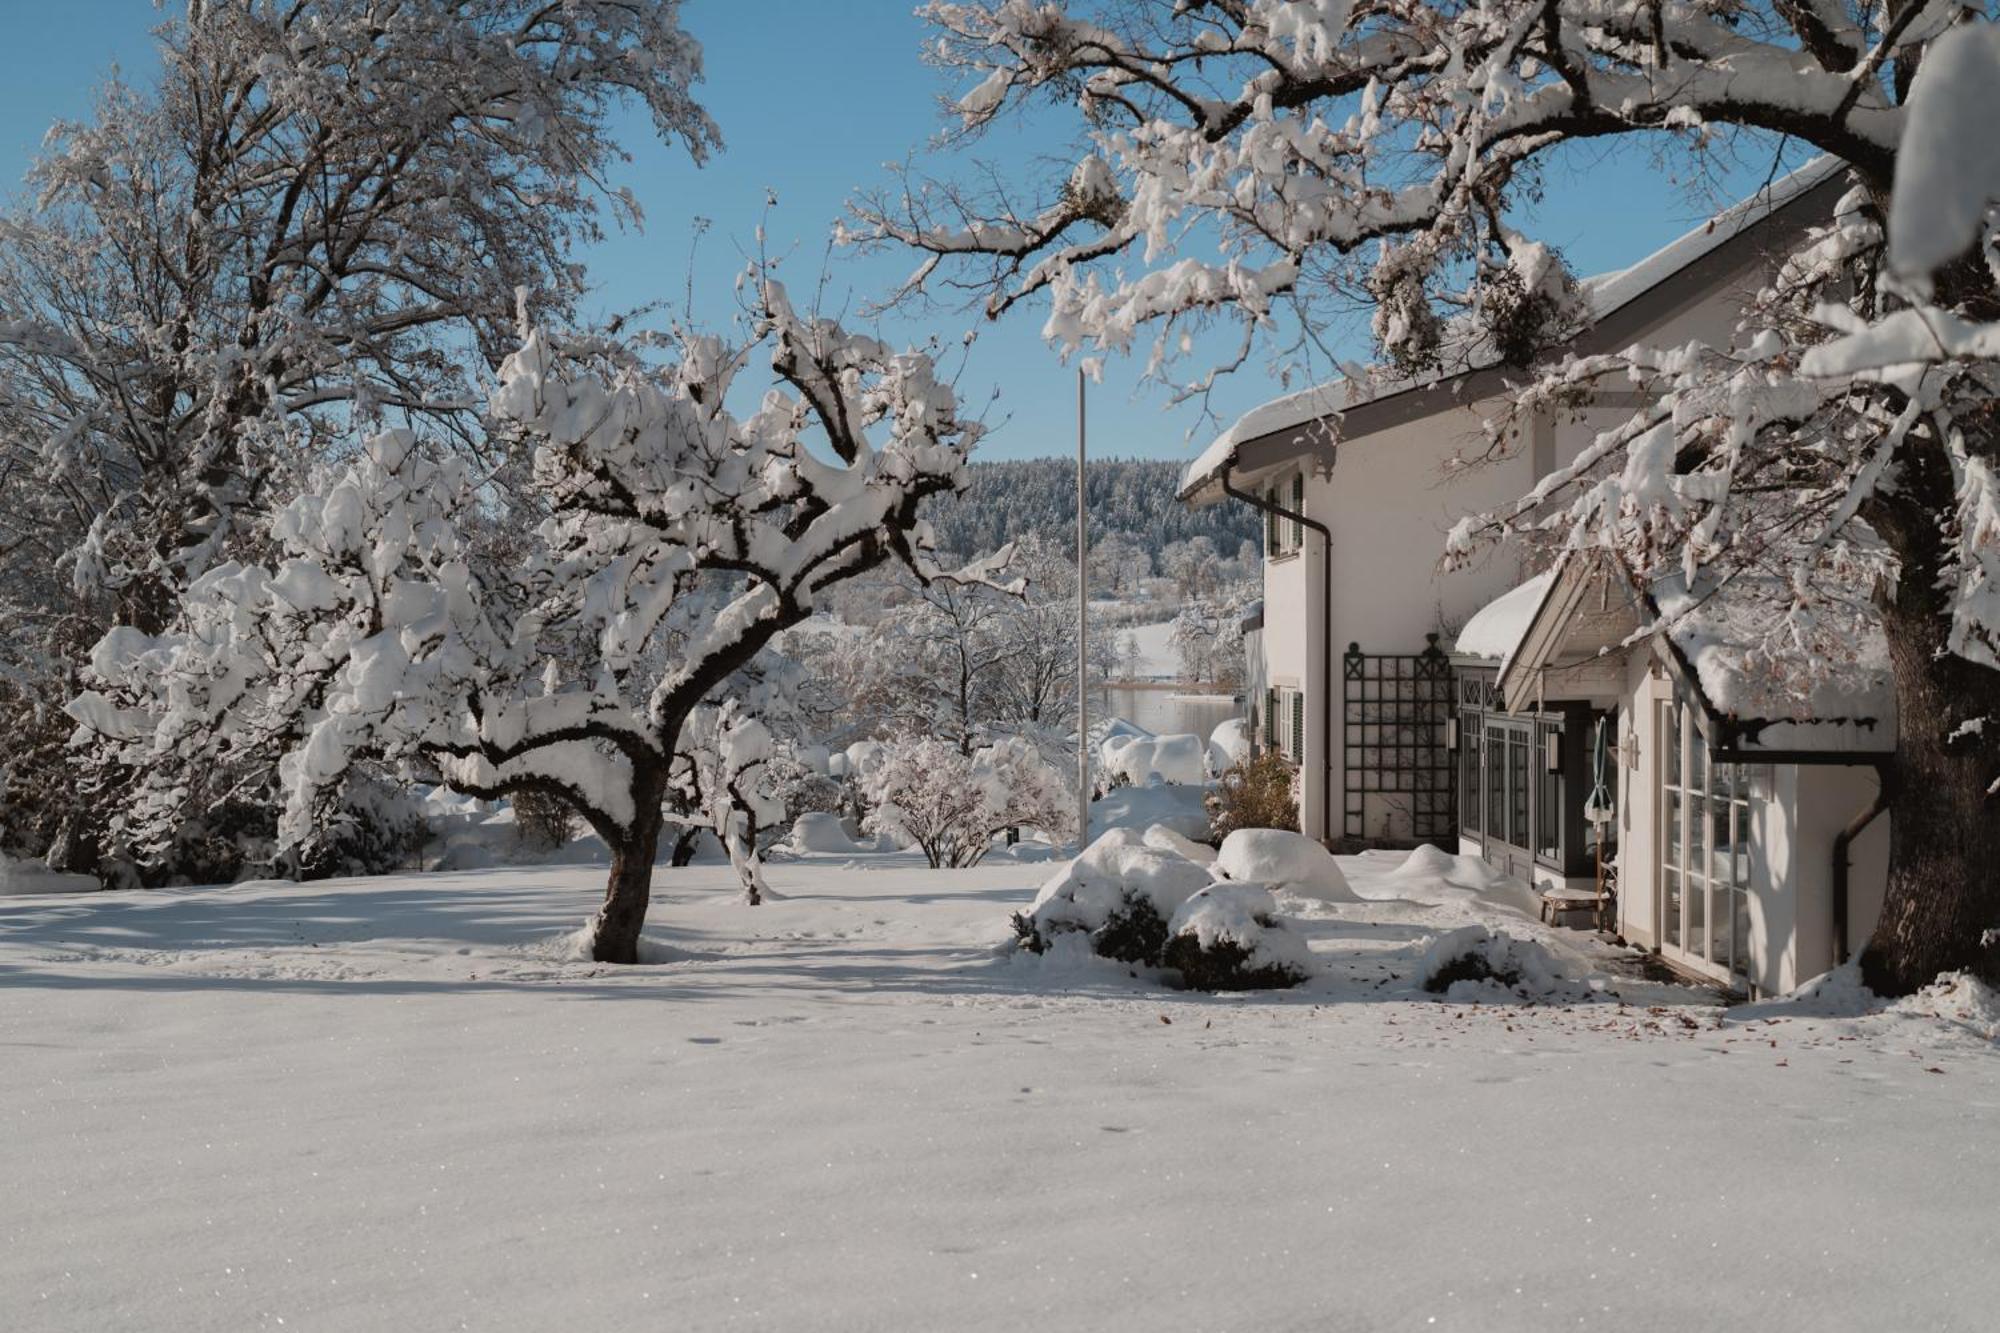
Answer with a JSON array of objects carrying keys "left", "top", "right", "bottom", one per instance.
[
  {"left": 1162, "top": 883, "right": 1313, "bottom": 991},
  {"left": 1420, "top": 926, "right": 1582, "bottom": 1001},
  {"left": 296, "top": 777, "right": 429, "bottom": 881},
  {"left": 1012, "top": 828, "right": 1211, "bottom": 962},
  {"left": 721, "top": 742, "right": 844, "bottom": 857},
  {"left": 1142, "top": 825, "right": 1218, "bottom": 866},
  {"left": 1207, "top": 717, "right": 1252, "bottom": 775},
  {"left": 863, "top": 735, "right": 1073, "bottom": 869},
  {"left": 1101, "top": 730, "right": 1206, "bottom": 786},
  {"left": 1204, "top": 751, "right": 1299, "bottom": 841},
  {"left": 512, "top": 789, "right": 580, "bottom": 854},
  {"left": 1214, "top": 829, "right": 1354, "bottom": 903}
]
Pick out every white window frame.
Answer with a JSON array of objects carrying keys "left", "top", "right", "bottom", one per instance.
[{"left": 1656, "top": 695, "right": 1755, "bottom": 984}]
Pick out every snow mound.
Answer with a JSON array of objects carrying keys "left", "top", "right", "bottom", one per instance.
[
  {"left": 0, "top": 854, "right": 98, "bottom": 896},
  {"left": 1390, "top": 844, "right": 1459, "bottom": 880},
  {"left": 1207, "top": 717, "right": 1252, "bottom": 773},
  {"left": 1016, "top": 828, "right": 1214, "bottom": 962},
  {"left": 1214, "top": 829, "right": 1355, "bottom": 903},
  {"left": 1893, "top": 973, "right": 2000, "bottom": 1043},
  {"left": 1090, "top": 783, "right": 1211, "bottom": 842},
  {"left": 1143, "top": 825, "right": 1217, "bottom": 866},
  {"left": 1420, "top": 925, "right": 1586, "bottom": 1002},
  {"left": 1102, "top": 730, "right": 1207, "bottom": 786},
  {"left": 788, "top": 811, "right": 867, "bottom": 855},
  {"left": 1163, "top": 882, "right": 1314, "bottom": 990}
]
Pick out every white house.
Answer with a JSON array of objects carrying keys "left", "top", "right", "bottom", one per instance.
[{"left": 1179, "top": 160, "right": 1889, "bottom": 994}]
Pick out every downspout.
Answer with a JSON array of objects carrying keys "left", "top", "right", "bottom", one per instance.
[
  {"left": 1830, "top": 761, "right": 1891, "bottom": 966},
  {"left": 1220, "top": 462, "right": 1335, "bottom": 847}
]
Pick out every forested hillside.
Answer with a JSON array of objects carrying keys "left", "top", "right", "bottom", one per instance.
[{"left": 924, "top": 458, "right": 1259, "bottom": 558}]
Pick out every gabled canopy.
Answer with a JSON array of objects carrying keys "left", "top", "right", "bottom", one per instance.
[{"left": 1464, "top": 551, "right": 1896, "bottom": 761}]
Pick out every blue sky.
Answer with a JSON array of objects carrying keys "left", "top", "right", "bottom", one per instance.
[{"left": 0, "top": 1, "right": 1807, "bottom": 464}]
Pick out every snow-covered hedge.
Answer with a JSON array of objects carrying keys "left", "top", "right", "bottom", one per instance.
[
  {"left": 1099, "top": 726, "right": 1206, "bottom": 787},
  {"left": 1214, "top": 829, "right": 1354, "bottom": 903},
  {"left": 1161, "top": 882, "right": 1313, "bottom": 990},
  {"left": 1013, "top": 828, "right": 1212, "bottom": 964},
  {"left": 1420, "top": 926, "right": 1583, "bottom": 1001},
  {"left": 1013, "top": 826, "right": 1313, "bottom": 990}
]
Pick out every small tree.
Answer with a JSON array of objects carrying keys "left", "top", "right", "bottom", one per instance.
[
  {"left": 861, "top": 735, "right": 1074, "bottom": 868},
  {"left": 70, "top": 277, "right": 994, "bottom": 962},
  {"left": 1206, "top": 752, "right": 1301, "bottom": 843}
]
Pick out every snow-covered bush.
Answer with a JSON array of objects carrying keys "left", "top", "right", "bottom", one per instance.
[
  {"left": 1421, "top": 926, "right": 1582, "bottom": 1001},
  {"left": 1161, "top": 883, "right": 1313, "bottom": 991},
  {"left": 1012, "top": 828, "right": 1211, "bottom": 963},
  {"left": 1215, "top": 829, "right": 1354, "bottom": 903},
  {"left": 862, "top": 734, "right": 1073, "bottom": 868},
  {"left": 1207, "top": 717, "right": 1251, "bottom": 775},
  {"left": 1204, "top": 751, "right": 1299, "bottom": 841},
  {"left": 68, "top": 277, "right": 990, "bottom": 962},
  {"left": 1100, "top": 729, "right": 1206, "bottom": 786}
]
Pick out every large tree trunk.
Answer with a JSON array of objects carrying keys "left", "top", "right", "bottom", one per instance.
[
  {"left": 1858, "top": 468, "right": 2000, "bottom": 995},
  {"left": 591, "top": 767, "right": 667, "bottom": 965}
]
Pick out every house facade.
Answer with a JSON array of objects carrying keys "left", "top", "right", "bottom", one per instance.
[
  {"left": 1451, "top": 554, "right": 1892, "bottom": 998},
  {"left": 1181, "top": 162, "right": 1887, "bottom": 994}
]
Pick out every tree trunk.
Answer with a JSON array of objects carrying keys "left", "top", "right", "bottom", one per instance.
[
  {"left": 591, "top": 769, "right": 667, "bottom": 965},
  {"left": 1858, "top": 474, "right": 2000, "bottom": 995}
]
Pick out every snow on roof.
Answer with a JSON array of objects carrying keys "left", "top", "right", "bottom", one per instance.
[
  {"left": 1180, "top": 158, "right": 1842, "bottom": 499},
  {"left": 1653, "top": 573, "right": 1896, "bottom": 753},
  {"left": 1454, "top": 571, "right": 1554, "bottom": 667}
]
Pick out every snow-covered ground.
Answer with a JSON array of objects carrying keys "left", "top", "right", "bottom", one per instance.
[{"left": 4, "top": 848, "right": 1998, "bottom": 1331}]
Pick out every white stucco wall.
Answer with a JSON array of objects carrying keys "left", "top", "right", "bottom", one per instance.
[{"left": 1243, "top": 262, "right": 1795, "bottom": 844}]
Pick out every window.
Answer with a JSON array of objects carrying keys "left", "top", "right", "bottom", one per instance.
[
  {"left": 1289, "top": 689, "right": 1305, "bottom": 761},
  {"left": 1290, "top": 473, "right": 1305, "bottom": 548},
  {"left": 1658, "top": 697, "right": 1757, "bottom": 981},
  {"left": 1461, "top": 715, "right": 1483, "bottom": 834},
  {"left": 1264, "top": 498, "right": 1280, "bottom": 557},
  {"left": 1536, "top": 720, "right": 1562, "bottom": 864},
  {"left": 1264, "top": 688, "right": 1278, "bottom": 750}
]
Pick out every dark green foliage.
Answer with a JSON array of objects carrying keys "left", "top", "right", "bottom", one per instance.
[
  {"left": 1162, "top": 930, "right": 1307, "bottom": 992},
  {"left": 1093, "top": 894, "right": 1170, "bottom": 965},
  {"left": 923, "top": 458, "right": 1258, "bottom": 561},
  {"left": 1013, "top": 890, "right": 1169, "bottom": 964},
  {"left": 1422, "top": 951, "right": 1520, "bottom": 994}
]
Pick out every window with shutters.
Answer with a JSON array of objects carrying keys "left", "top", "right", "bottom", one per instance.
[
  {"left": 1289, "top": 689, "right": 1304, "bottom": 760},
  {"left": 1264, "top": 687, "right": 1278, "bottom": 749}
]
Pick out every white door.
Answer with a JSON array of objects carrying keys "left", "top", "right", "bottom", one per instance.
[{"left": 1657, "top": 698, "right": 1753, "bottom": 985}]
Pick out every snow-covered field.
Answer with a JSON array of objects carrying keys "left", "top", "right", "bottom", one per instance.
[{"left": 4, "top": 849, "right": 1998, "bottom": 1331}]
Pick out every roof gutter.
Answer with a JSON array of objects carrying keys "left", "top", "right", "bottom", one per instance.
[{"left": 1220, "top": 459, "right": 1335, "bottom": 846}]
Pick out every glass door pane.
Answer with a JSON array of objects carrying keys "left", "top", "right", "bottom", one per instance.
[
  {"left": 1508, "top": 730, "right": 1528, "bottom": 848},
  {"left": 1486, "top": 726, "right": 1506, "bottom": 837},
  {"left": 1663, "top": 868, "right": 1682, "bottom": 948}
]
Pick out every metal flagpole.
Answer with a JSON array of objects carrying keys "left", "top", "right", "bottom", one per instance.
[{"left": 1076, "top": 366, "right": 1090, "bottom": 853}]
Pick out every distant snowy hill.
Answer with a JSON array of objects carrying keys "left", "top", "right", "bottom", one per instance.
[{"left": 924, "top": 458, "right": 1259, "bottom": 559}]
